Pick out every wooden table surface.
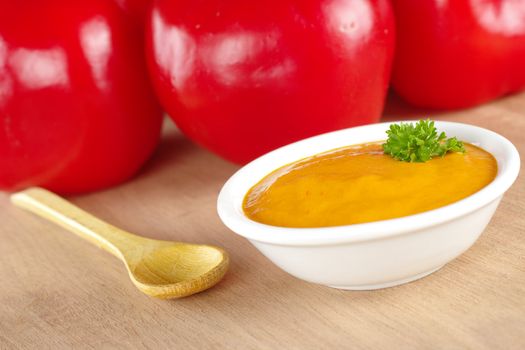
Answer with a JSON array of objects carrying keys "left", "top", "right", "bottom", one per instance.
[{"left": 1, "top": 92, "right": 524, "bottom": 349}]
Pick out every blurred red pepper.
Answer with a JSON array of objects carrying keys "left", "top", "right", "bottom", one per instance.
[
  {"left": 0, "top": 0, "right": 163, "bottom": 194},
  {"left": 114, "top": 0, "right": 152, "bottom": 27},
  {"left": 391, "top": 0, "right": 525, "bottom": 109},
  {"left": 146, "top": 0, "right": 395, "bottom": 164}
]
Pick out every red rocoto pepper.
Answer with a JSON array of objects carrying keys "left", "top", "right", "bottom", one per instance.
[
  {"left": 146, "top": 0, "right": 395, "bottom": 164},
  {"left": 0, "top": 0, "right": 163, "bottom": 194},
  {"left": 391, "top": 0, "right": 525, "bottom": 109}
]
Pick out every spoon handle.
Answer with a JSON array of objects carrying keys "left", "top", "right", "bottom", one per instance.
[{"left": 11, "top": 187, "right": 139, "bottom": 260}]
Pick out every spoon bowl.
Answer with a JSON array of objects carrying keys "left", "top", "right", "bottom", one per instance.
[
  {"left": 11, "top": 188, "right": 229, "bottom": 299},
  {"left": 127, "top": 242, "right": 228, "bottom": 298}
]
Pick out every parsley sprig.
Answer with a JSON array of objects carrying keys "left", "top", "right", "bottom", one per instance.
[{"left": 382, "top": 120, "right": 466, "bottom": 162}]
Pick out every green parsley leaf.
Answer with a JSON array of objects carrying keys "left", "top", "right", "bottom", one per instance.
[{"left": 382, "top": 120, "right": 466, "bottom": 162}]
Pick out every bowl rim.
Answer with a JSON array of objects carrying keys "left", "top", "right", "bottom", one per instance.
[{"left": 217, "top": 121, "right": 520, "bottom": 246}]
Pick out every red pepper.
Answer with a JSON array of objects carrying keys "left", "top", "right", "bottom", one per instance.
[
  {"left": 146, "top": 0, "right": 395, "bottom": 164},
  {"left": 114, "top": 0, "right": 153, "bottom": 27},
  {"left": 391, "top": 0, "right": 525, "bottom": 109},
  {"left": 0, "top": 0, "right": 163, "bottom": 194}
]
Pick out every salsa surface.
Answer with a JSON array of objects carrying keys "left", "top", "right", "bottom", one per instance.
[{"left": 243, "top": 142, "right": 497, "bottom": 228}]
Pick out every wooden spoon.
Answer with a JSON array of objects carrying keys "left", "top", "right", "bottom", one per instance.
[{"left": 11, "top": 187, "right": 229, "bottom": 299}]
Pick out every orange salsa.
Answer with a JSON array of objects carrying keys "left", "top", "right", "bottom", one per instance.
[{"left": 243, "top": 142, "right": 497, "bottom": 228}]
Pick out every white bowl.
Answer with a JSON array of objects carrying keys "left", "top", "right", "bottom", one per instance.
[{"left": 217, "top": 121, "right": 520, "bottom": 290}]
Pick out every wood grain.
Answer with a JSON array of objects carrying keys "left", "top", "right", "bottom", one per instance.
[{"left": 1, "top": 92, "right": 524, "bottom": 349}]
